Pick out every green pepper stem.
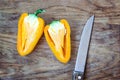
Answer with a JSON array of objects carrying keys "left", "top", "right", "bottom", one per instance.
[{"left": 34, "top": 9, "right": 46, "bottom": 16}]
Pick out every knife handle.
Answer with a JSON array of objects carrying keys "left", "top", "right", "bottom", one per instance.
[{"left": 72, "top": 71, "right": 84, "bottom": 80}]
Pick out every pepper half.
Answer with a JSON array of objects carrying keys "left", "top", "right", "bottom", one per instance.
[
  {"left": 44, "top": 19, "right": 71, "bottom": 63},
  {"left": 17, "top": 9, "right": 45, "bottom": 56}
]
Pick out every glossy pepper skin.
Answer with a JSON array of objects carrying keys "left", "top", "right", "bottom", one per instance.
[
  {"left": 44, "top": 19, "right": 71, "bottom": 63},
  {"left": 17, "top": 9, "right": 45, "bottom": 56}
]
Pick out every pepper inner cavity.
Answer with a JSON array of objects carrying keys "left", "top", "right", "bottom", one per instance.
[
  {"left": 48, "top": 21, "right": 66, "bottom": 56},
  {"left": 21, "top": 14, "right": 39, "bottom": 50}
]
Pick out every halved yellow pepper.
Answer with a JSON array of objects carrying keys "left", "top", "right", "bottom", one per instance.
[
  {"left": 17, "top": 9, "right": 45, "bottom": 56},
  {"left": 44, "top": 19, "right": 71, "bottom": 63}
]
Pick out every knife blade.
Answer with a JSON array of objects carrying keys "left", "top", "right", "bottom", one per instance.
[{"left": 72, "top": 15, "right": 94, "bottom": 80}]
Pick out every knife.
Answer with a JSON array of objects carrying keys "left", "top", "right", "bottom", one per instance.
[{"left": 72, "top": 15, "right": 95, "bottom": 80}]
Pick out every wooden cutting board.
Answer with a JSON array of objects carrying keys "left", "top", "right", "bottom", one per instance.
[{"left": 0, "top": 0, "right": 120, "bottom": 80}]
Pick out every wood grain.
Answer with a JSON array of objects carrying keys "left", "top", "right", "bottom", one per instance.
[{"left": 0, "top": 0, "right": 120, "bottom": 80}]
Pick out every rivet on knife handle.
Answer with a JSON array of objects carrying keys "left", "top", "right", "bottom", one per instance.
[{"left": 72, "top": 71, "right": 84, "bottom": 80}]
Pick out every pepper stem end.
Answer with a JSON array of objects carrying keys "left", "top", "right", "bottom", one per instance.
[{"left": 34, "top": 9, "right": 46, "bottom": 16}]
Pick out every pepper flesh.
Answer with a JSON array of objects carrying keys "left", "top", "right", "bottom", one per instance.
[
  {"left": 17, "top": 9, "right": 45, "bottom": 56},
  {"left": 44, "top": 19, "right": 71, "bottom": 63}
]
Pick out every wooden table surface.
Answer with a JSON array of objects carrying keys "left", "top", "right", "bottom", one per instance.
[{"left": 0, "top": 0, "right": 120, "bottom": 80}]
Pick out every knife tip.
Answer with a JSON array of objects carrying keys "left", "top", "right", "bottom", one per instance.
[{"left": 91, "top": 15, "right": 95, "bottom": 19}]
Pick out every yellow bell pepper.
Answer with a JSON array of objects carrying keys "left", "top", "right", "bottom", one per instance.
[
  {"left": 17, "top": 9, "right": 45, "bottom": 56},
  {"left": 44, "top": 19, "right": 71, "bottom": 63}
]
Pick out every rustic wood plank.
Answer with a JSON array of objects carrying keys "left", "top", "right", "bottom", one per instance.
[{"left": 0, "top": 0, "right": 120, "bottom": 80}]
